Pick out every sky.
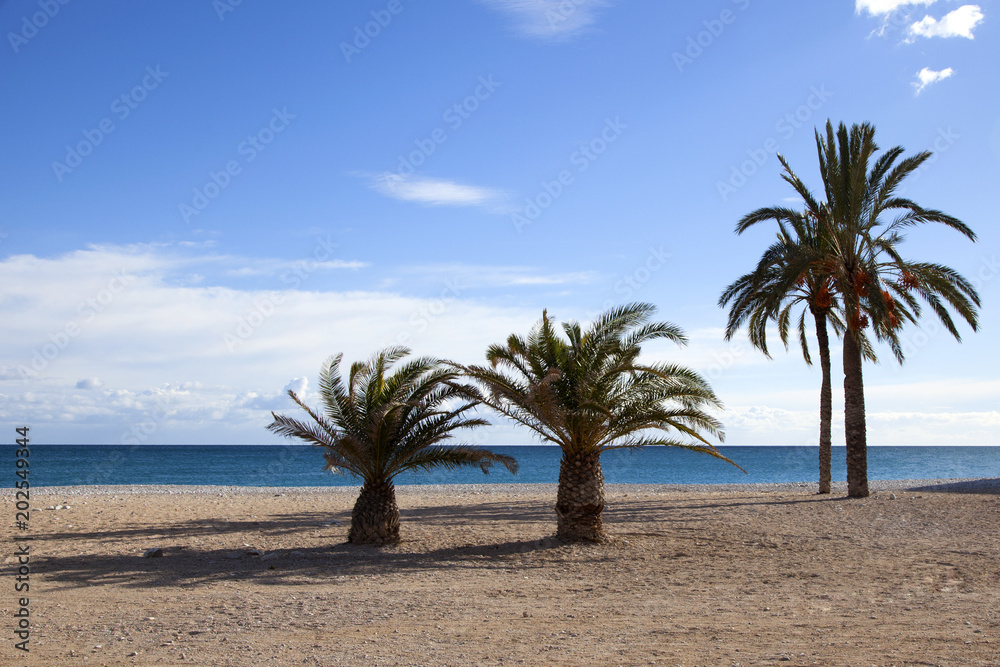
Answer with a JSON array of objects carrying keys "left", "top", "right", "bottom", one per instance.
[{"left": 1, "top": 0, "right": 998, "bottom": 447}]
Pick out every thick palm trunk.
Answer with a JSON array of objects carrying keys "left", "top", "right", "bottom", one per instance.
[
  {"left": 349, "top": 479, "right": 400, "bottom": 545},
  {"left": 556, "top": 449, "right": 606, "bottom": 542},
  {"left": 813, "top": 309, "right": 833, "bottom": 494},
  {"left": 843, "top": 331, "right": 869, "bottom": 498}
]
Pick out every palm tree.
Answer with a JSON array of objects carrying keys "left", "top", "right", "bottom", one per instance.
[
  {"left": 742, "top": 120, "right": 980, "bottom": 497},
  {"left": 454, "top": 303, "right": 741, "bottom": 542},
  {"left": 720, "top": 208, "right": 847, "bottom": 494},
  {"left": 267, "top": 347, "right": 518, "bottom": 545}
]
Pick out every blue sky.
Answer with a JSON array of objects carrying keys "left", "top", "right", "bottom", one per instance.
[{"left": 1, "top": 0, "right": 998, "bottom": 446}]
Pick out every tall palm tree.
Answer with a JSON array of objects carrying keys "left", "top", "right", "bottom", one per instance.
[
  {"left": 454, "top": 303, "right": 741, "bottom": 542},
  {"left": 267, "top": 347, "right": 518, "bottom": 545},
  {"left": 720, "top": 208, "right": 848, "bottom": 494},
  {"left": 742, "top": 120, "right": 980, "bottom": 497}
]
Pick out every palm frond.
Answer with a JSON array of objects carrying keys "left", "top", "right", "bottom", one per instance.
[{"left": 268, "top": 348, "right": 515, "bottom": 485}]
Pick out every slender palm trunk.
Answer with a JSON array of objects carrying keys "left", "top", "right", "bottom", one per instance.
[
  {"left": 843, "top": 330, "right": 869, "bottom": 498},
  {"left": 813, "top": 309, "right": 833, "bottom": 494},
  {"left": 349, "top": 478, "right": 400, "bottom": 545},
  {"left": 556, "top": 449, "right": 606, "bottom": 541}
]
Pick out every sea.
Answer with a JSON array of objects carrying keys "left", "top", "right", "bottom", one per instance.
[{"left": 4, "top": 445, "right": 999, "bottom": 488}]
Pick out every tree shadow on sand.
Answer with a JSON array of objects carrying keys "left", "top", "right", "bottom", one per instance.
[
  {"left": 904, "top": 478, "right": 1000, "bottom": 494},
  {"left": 37, "top": 500, "right": 556, "bottom": 542},
  {"left": 34, "top": 537, "right": 611, "bottom": 591},
  {"left": 31, "top": 498, "right": 625, "bottom": 591}
]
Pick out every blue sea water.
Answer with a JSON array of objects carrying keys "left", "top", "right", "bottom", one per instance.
[{"left": 4, "top": 445, "right": 999, "bottom": 488}]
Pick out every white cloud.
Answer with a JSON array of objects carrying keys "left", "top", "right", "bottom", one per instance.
[
  {"left": 726, "top": 405, "right": 817, "bottom": 435},
  {"left": 478, "top": 0, "right": 613, "bottom": 40},
  {"left": 856, "top": 0, "right": 935, "bottom": 16},
  {"left": 283, "top": 377, "right": 308, "bottom": 398},
  {"left": 865, "top": 410, "right": 1000, "bottom": 444},
  {"left": 398, "top": 264, "right": 599, "bottom": 289},
  {"left": 865, "top": 377, "right": 1000, "bottom": 408},
  {"left": 912, "top": 66, "right": 955, "bottom": 94},
  {"left": 722, "top": 404, "right": 1000, "bottom": 445},
  {"left": 224, "top": 258, "right": 367, "bottom": 278},
  {"left": 0, "top": 244, "right": 543, "bottom": 443},
  {"left": 371, "top": 173, "right": 508, "bottom": 210},
  {"left": 2, "top": 245, "right": 994, "bottom": 446},
  {"left": 908, "top": 5, "right": 984, "bottom": 39}
]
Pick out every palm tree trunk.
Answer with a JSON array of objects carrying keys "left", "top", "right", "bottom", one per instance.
[
  {"left": 555, "top": 449, "right": 607, "bottom": 541},
  {"left": 349, "top": 479, "right": 400, "bottom": 545},
  {"left": 813, "top": 309, "right": 833, "bottom": 494},
  {"left": 843, "top": 331, "right": 869, "bottom": 498}
]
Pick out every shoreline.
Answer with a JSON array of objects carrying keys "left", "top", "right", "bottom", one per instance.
[{"left": 16, "top": 476, "right": 1000, "bottom": 497}]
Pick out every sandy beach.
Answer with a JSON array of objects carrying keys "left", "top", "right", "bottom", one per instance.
[{"left": 3, "top": 479, "right": 998, "bottom": 666}]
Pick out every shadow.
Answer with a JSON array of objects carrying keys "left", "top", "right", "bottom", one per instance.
[
  {"left": 904, "top": 478, "right": 1000, "bottom": 494},
  {"left": 29, "top": 497, "right": 611, "bottom": 591},
  {"left": 36, "top": 500, "right": 554, "bottom": 543},
  {"left": 33, "top": 535, "right": 604, "bottom": 591},
  {"left": 399, "top": 500, "right": 554, "bottom": 524},
  {"left": 604, "top": 494, "right": 844, "bottom": 521},
  {"left": 36, "top": 510, "right": 346, "bottom": 542}
]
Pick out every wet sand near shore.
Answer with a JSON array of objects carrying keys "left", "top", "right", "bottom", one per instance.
[{"left": 3, "top": 479, "right": 999, "bottom": 666}]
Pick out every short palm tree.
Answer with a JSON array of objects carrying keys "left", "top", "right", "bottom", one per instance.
[
  {"left": 267, "top": 347, "right": 518, "bottom": 545},
  {"left": 746, "top": 121, "right": 979, "bottom": 497},
  {"left": 454, "top": 303, "right": 741, "bottom": 542}
]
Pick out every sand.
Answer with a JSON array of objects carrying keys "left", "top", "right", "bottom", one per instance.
[{"left": 3, "top": 479, "right": 999, "bottom": 666}]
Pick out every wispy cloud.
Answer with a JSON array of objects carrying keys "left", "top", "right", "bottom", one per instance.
[
  {"left": 399, "top": 263, "right": 600, "bottom": 289},
  {"left": 478, "top": 0, "right": 614, "bottom": 40},
  {"left": 908, "top": 4, "right": 984, "bottom": 39},
  {"left": 370, "top": 173, "right": 509, "bottom": 210},
  {"left": 912, "top": 66, "right": 955, "bottom": 94},
  {"left": 224, "top": 258, "right": 367, "bottom": 278},
  {"left": 855, "top": 0, "right": 935, "bottom": 16}
]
